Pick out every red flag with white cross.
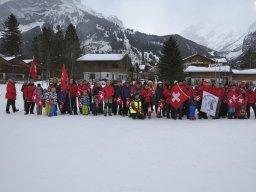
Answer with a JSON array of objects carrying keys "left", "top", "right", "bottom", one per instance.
[
  {"left": 61, "top": 64, "right": 68, "bottom": 90},
  {"left": 236, "top": 94, "right": 246, "bottom": 106},
  {"left": 98, "top": 91, "right": 105, "bottom": 102},
  {"left": 170, "top": 84, "right": 189, "bottom": 110},
  {"left": 116, "top": 96, "right": 122, "bottom": 105}
]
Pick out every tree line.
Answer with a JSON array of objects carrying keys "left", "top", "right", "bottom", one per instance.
[{"left": 0, "top": 14, "right": 82, "bottom": 77}]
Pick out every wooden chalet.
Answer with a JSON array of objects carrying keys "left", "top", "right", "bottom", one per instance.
[
  {"left": 77, "top": 54, "right": 132, "bottom": 81},
  {"left": 0, "top": 56, "right": 29, "bottom": 80},
  {"left": 183, "top": 54, "right": 216, "bottom": 69}
]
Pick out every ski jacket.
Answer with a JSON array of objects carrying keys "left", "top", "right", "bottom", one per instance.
[
  {"left": 5, "top": 81, "right": 16, "bottom": 100},
  {"left": 103, "top": 85, "right": 114, "bottom": 99}
]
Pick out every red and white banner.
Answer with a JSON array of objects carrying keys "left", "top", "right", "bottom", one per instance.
[{"left": 170, "top": 84, "right": 189, "bottom": 110}]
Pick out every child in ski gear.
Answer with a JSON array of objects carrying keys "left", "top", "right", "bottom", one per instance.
[
  {"left": 227, "top": 87, "right": 238, "bottom": 119},
  {"left": 44, "top": 87, "right": 51, "bottom": 116},
  {"left": 33, "top": 84, "right": 44, "bottom": 115},
  {"left": 130, "top": 94, "right": 145, "bottom": 120},
  {"left": 48, "top": 88, "right": 58, "bottom": 117},
  {"left": 81, "top": 90, "right": 90, "bottom": 115}
]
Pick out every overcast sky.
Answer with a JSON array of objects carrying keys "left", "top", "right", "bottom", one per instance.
[{"left": 81, "top": 0, "right": 256, "bottom": 35}]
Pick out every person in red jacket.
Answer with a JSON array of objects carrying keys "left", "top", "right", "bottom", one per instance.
[
  {"left": 227, "top": 86, "right": 238, "bottom": 119},
  {"left": 103, "top": 80, "right": 114, "bottom": 116},
  {"left": 24, "top": 79, "right": 36, "bottom": 115},
  {"left": 5, "top": 78, "right": 19, "bottom": 114},
  {"left": 246, "top": 86, "right": 256, "bottom": 119},
  {"left": 141, "top": 83, "right": 154, "bottom": 119}
]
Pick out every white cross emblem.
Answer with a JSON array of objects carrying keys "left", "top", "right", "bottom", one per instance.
[
  {"left": 229, "top": 99, "right": 233, "bottom": 104},
  {"left": 172, "top": 92, "right": 181, "bottom": 102},
  {"left": 33, "top": 95, "right": 37, "bottom": 100},
  {"left": 232, "top": 95, "right": 236, "bottom": 100},
  {"left": 100, "top": 94, "right": 104, "bottom": 99},
  {"left": 238, "top": 98, "right": 243, "bottom": 104},
  {"left": 39, "top": 100, "right": 42, "bottom": 105}
]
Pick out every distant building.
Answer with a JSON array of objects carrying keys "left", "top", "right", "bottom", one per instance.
[
  {"left": 183, "top": 54, "right": 216, "bottom": 69},
  {"left": 77, "top": 54, "right": 132, "bottom": 81},
  {"left": 0, "top": 56, "right": 29, "bottom": 80}
]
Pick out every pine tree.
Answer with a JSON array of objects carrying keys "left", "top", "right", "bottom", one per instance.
[
  {"left": 241, "top": 48, "right": 256, "bottom": 69},
  {"left": 51, "top": 25, "right": 66, "bottom": 75},
  {"left": 39, "top": 27, "right": 55, "bottom": 72},
  {"left": 1, "top": 14, "right": 22, "bottom": 56},
  {"left": 65, "top": 24, "right": 82, "bottom": 77},
  {"left": 158, "top": 36, "right": 184, "bottom": 82}
]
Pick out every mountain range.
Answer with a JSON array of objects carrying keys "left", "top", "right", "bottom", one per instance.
[{"left": 0, "top": 0, "right": 254, "bottom": 66}]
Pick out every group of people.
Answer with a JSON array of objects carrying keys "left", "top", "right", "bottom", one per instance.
[{"left": 5, "top": 77, "right": 256, "bottom": 120}]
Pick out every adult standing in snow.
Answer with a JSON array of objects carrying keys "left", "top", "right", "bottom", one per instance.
[
  {"left": 5, "top": 78, "right": 19, "bottom": 114},
  {"left": 103, "top": 80, "right": 115, "bottom": 116},
  {"left": 21, "top": 82, "right": 27, "bottom": 111},
  {"left": 24, "top": 79, "right": 36, "bottom": 115}
]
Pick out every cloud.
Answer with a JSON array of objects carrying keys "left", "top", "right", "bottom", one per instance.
[{"left": 81, "top": 0, "right": 256, "bottom": 35}]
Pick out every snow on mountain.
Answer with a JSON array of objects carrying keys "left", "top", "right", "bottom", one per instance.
[
  {"left": 106, "top": 15, "right": 124, "bottom": 28},
  {"left": 182, "top": 22, "right": 246, "bottom": 52},
  {"left": 0, "top": 0, "right": 216, "bottom": 65},
  {"left": 182, "top": 21, "right": 256, "bottom": 60}
]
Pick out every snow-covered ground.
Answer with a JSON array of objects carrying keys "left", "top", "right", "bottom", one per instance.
[{"left": 0, "top": 83, "right": 256, "bottom": 192}]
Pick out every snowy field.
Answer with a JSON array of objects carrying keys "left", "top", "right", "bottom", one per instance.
[{"left": 0, "top": 83, "right": 256, "bottom": 192}]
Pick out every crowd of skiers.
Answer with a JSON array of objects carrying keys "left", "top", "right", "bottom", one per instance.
[{"left": 5, "top": 77, "right": 256, "bottom": 120}]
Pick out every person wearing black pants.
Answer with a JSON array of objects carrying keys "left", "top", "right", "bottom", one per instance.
[
  {"left": 246, "top": 87, "right": 256, "bottom": 119},
  {"left": 6, "top": 99, "right": 19, "bottom": 113}
]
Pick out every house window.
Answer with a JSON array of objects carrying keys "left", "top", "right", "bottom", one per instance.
[
  {"left": 106, "top": 74, "right": 109, "bottom": 78},
  {"left": 112, "top": 64, "right": 119, "bottom": 69}
]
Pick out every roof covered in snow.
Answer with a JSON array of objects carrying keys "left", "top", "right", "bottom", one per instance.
[
  {"left": 77, "top": 54, "right": 126, "bottom": 62},
  {"left": 185, "top": 65, "right": 231, "bottom": 73},
  {"left": 3, "top": 57, "right": 15, "bottom": 61},
  {"left": 23, "top": 59, "right": 33, "bottom": 64},
  {"left": 210, "top": 58, "right": 228, "bottom": 63},
  {"left": 185, "top": 66, "right": 256, "bottom": 75},
  {"left": 232, "top": 69, "right": 256, "bottom": 75}
]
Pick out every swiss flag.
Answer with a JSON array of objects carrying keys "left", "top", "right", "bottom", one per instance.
[
  {"left": 78, "top": 98, "right": 82, "bottom": 108},
  {"left": 236, "top": 94, "right": 246, "bottom": 106},
  {"left": 98, "top": 91, "right": 105, "bottom": 102},
  {"left": 147, "top": 105, "right": 152, "bottom": 116},
  {"left": 37, "top": 98, "right": 44, "bottom": 107},
  {"left": 61, "top": 64, "right": 68, "bottom": 90},
  {"left": 76, "top": 90, "right": 82, "bottom": 97},
  {"left": 157, "top": 100, "right": 164, "bottom": 116},
  {"left": 32, "top": 92, "right": 38, "bottom": 102},
  {"left": 116, "top": 96, "right": 122, "bottom": 105},
  {"left": 30, "top": 57, "right": 38, "bottom": 80},
  {"left": 170, "top": 84, "right": 189, "bottom": 110},
  {"left": 126, "top": 98, "right": 130, "bottom": 108}
]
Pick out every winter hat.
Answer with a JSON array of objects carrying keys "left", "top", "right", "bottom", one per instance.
[{"left": 241, "top": 82, "right": 246, "bottom": 87}]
